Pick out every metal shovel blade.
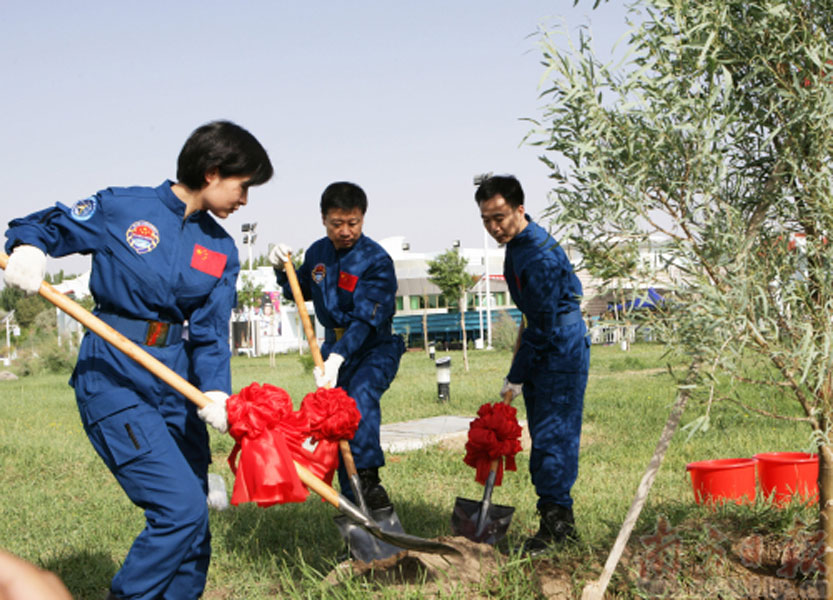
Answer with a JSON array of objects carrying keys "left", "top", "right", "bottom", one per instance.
[
  {"left": 333, "top": 492, "right": 459, "bottom": 556},
  {"left": 451, "top": 496, "right": 515, "bottom": 545},
  {"left": 334, "top": 504, "right": 405, "bottom": 563},
  {"left": 450, "top": 467, "right": 515, "bottom": 545}
]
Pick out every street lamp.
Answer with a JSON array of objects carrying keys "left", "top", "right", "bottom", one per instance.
[
  {"left": 473, "top": 173, "right": 494, "bottom": 350},
  {"left": 241, "top": 223, "right": 258, "bottom": 355},
  {"left": 241, "top": 222, "right": 257, "bottom": 270}
]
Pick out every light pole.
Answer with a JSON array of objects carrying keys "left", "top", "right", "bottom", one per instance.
[
  {"left": 473, "top": 172, "right": 494, "bottom": 350},
  {"left": 241, "top": 223, "right": 257, "bottom": 354}
]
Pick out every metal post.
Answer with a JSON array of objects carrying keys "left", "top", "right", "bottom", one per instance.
[{"left": 484, "top": 228, "right": 493, "bottom": 349}]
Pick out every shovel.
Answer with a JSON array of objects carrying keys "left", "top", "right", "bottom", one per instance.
[
  {"left": 0, "top": 253, "right": 458, "bottom": 557},
  {"left": 282, "top": 254, "right": 406, "bottom": 562},
  {"left": 333, "top": 439, "right": 405, "bottom": 562},
  {"left": 450, "top": 390, "right": 516, "bottom": 545}
]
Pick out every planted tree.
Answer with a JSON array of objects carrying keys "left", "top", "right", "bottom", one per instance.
[
  {"left": 530, "top": 0, "right": 833, "bottom": 591},
  {"left": 237, "top": 273, "right": 264, "bottom": 355},
  {"left": 427, "top": 248, "right": 472, "bottom": 371}
]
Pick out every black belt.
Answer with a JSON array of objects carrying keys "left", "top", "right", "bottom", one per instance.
[
  {"left": 556, "top": 309, "right": 583, "bottom": 328},
  {"left": 325, "top": 327, "right": 346, "bottom": 344},
  {"left": 98, "top": 312, "right": 184, "bottom": 348}
]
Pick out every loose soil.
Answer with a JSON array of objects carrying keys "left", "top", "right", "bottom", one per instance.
[{"left": 324, "top": 530, "right": 826, "bottom": 598}]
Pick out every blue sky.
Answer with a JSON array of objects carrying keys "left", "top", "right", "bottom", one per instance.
[{"left": 1, "top": 1, "right": 637, "bottom": 275}]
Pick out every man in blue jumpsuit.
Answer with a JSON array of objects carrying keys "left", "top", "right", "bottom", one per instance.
[
  {"left": 4, "top": 121, "right": 273, "bottom": 599},
  {"left": 270, "top": 181, "right": 405, "bottom": 511},
  {"left": 475, "top": 175, "right": 589, "bottom": 556}
]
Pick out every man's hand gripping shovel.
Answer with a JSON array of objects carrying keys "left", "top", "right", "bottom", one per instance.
[
  {"left": 282, "top": 254, "right": 408, "bottom": 562},
  {"left": 0, "top": 252, "right": 457, "bottom": 557}
]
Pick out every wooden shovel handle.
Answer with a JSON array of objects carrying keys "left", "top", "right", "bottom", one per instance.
[
  {"left": 282, "top": 256, "right": 324, "bottom": 370},
  {"left": 0, "top": 252, "right": 210, "bottom": 408},
  {"left": 283, "top": 257, "right": 362, "bottom": 477}
]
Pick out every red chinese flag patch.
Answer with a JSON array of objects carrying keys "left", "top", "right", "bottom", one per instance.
[
  {"left": 191, "top": 244, "right": 227, "bottom": 278},
  {"left": 338, "top": 271, "right": 358, "bottom": 292}
]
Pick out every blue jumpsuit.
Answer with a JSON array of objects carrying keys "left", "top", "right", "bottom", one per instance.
[
  {"left": 504, "top": 217, "right": 590, "bottom": 510},
  {"left": 5, "top": 181, "right": 238, "bottom": 600},
  {"left": 276, "top": 234, "right": 404, "bottom": 497}
]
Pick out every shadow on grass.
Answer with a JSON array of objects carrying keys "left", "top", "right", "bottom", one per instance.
[
  {"left": 213, "top": 495, "right": 462, "bottom": 573},
  {"left": 44, "top": 550, "right": 117, "bottom": 600}
]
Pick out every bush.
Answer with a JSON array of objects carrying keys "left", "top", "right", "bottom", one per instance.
[
  {"left": 14, "top": 341, "right": 77, "bottom": 377},
  {"left": 491, "top": 311, "right": 519, "bottom": 351},
  {"left": 298, "top": 354, "right": 315, "bottom": 373}
]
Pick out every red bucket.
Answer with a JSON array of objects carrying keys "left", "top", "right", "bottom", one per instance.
[
  {"left": 754, "top": 452, "right": 818, "bottom": 506},
  {"left": 686, "top": 458, "right": 757, "bottom": 505}
]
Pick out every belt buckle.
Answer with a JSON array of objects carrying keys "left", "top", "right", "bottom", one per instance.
[
  {"left": 334, "top": 327, "right": 345, "bottom": 341},
  {"left": 145, "top": 321, "right": 170, "bottom": 347}
]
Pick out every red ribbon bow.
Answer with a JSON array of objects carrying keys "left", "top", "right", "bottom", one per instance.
[
  {"left": 299, "top": 387, "right": 362, "bottom": 486},
  {"left": 463, "top": 401, "right": 522, "bottom": 486},
  {"left": 227, "top": 383, "right": 317, "bottom": 506}
]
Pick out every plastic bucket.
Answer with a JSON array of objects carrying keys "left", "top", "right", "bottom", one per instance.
[
  {"left": 686, "top": 458, "right": 757, "bottom": 505},
  {"left": 754, "top": 452, "right": 818, "bottom": 506}
]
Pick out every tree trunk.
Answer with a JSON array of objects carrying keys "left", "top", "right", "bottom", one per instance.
[
  {"left": 819, "top": 441, "right": 833, "bottom": 599},
  {"left": 423, "top": 297, "right": 429, "bottom": 356},
  {"left": 295, "top": 313, "right": 303, "bottom": 355}
]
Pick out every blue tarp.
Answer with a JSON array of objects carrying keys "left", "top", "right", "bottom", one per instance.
[{"left": 609, "top": 287, "right": 664, "bottom": 312}]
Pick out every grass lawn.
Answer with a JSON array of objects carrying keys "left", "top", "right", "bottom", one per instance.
[{"left": 0, "top": 343, "right": 820, "bottom": 598}]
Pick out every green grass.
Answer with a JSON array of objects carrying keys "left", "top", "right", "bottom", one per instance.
[{"left": 0, "top": 343, "right": 819, "bottom": 598}]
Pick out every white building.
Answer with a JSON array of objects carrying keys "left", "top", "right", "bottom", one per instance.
[{"left": 48, "top": 232, "right": 678, "bottom": 355}]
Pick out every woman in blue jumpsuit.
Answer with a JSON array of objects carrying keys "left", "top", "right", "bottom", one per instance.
[
  {"left": 3, "top": 121, "right": 273, "bottom": 600},
  {"left": 475, "top": 175, "right": 590, "bottom": 557},
  {"left": 271, "top": 182, "right": 405, "bottom": 510}
]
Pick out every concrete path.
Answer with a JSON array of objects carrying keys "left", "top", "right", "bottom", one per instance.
[{"left": 380, "top": 415, "right": 473, "bottom": 453}]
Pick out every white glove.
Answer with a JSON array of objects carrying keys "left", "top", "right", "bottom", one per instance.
[
  {"left": 314, "top": 353, "right": 345, "bottom": 388},
  {"left": 4, "top": 245, "right": 47, "bottom": 295},
  {"left": 501, "top": 378, "right": 523, "bottom": 402},
  {"left": 268, "top": 243, "right": 293, "bottom": 270},
  {"left": 198, "top": 391, "right": 229, "bottom": 433}
]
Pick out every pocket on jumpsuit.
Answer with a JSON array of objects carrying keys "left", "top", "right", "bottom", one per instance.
[{"left": 95, "top": 408, "right": 152, "bottom": 468}]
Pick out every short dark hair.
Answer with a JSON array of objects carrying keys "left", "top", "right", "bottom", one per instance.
[
  {"left": 320, "top": 181, "right": 368, "bottom": 215},
  {"left": 177, "top": 120, "right": 274, "bottom": 190},
  {"left": 474, "top": 175, "right": 524, "bottom": 208}
]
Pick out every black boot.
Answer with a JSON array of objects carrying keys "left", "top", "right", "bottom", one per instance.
[
  {"left": 520, "top": 503, "right": 578, "bottom": 557},
  {"left": 357, "top": 467, "right": 392, "bottom": 511}
]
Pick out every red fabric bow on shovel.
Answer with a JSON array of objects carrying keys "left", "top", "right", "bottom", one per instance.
[
  {"left": 299, "top": 386, "right": 362, "bottom": 487},
  {"left": 463, "top": 400, "right": 523, "bottom": 486},
  {"left": 226, "top": 383, "right": 361, "bottom": 507}
]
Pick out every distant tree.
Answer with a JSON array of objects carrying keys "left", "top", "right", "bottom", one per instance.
[
  {"left": 427, "top": 249, "right": 471, "bottom": 371},
  {"left": 0, "top": 286, "right": 23, "bottom": 313},
  {"left": 236, "top": 274, "right": 264, "bottom": 312},
  {"left": 14, "top": 295, "right": 50, "bottom": 329},
  {"left": 236, "top": 273, "right": 263, "bottom": 356}
]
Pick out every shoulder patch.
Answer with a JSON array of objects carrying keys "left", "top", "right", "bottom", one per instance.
[
  {"left": 125, "top": 221, "right": 159, "bottom": 254},
  {"left": 70, "top": 197, "right": 97, "bottom": 221},
  {"left": 312, "top": 263, "right": 326, "bottom": 284}
]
